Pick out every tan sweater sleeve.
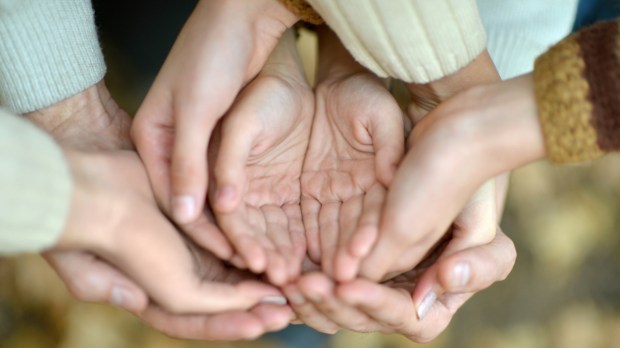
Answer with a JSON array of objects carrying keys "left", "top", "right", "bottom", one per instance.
[
  {"left": 0, "top": 109, "right": 71, "bottom": 254},
  {"left": 306, "top": 0, "right": 487, "bottom": 83},
  {"left": 534, "top": 19, "right": 620, "bottom": 163}
]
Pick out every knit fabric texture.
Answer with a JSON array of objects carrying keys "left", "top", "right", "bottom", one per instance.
[
  {"left": 277, "top": 0, "right": 323, "bottom": 25},
  {"left": 0, "top": 108, "right": 71, "bottom": 254},
  {"left": 306, "top": 0, "right": 487, "bottom": 83},
  {"left": 0, "top": 0, "right": 106, "bottom": 114},
  {"left": 534, "top": 19, "right": 620, "bottom": 163}
]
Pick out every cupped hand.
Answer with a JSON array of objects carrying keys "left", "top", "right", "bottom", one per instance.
[
  {"left": 207, "top": 29, "right": 313, "bottom": 285},
  {"left": 27, "top": 82, "right": 292, "bottom": 340},
  {"left": 301, "top": 70, "right": 405, "bottom": 280},
  {"left": 131, "top": 0, "right": 298, "bottom": 259},
  {"left": 358, "top": 51, "right": 506, "bottom": 281},
  {"left": 283, "top": 228, "right": 515, "bottom": 342}
]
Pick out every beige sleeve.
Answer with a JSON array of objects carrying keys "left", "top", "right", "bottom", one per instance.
[
  {"left": 0, "top": 108, "right": 72, "bottom": 254},
  {"left": 306, "top": 0, "right": 487, "bottom": 83}
]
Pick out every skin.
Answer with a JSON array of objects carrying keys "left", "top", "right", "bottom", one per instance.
[
  {"left": 26, "top": 82, "right": 293, "bottom": 340},
  {"left": 131, "top": 0, "right": 299, "bottom": 264},
  {"left": 208, "top": 29, "right": 312, "bottom": 285},
  {"left": 301, "top": 26, "right": 405, "bottom": 278}
]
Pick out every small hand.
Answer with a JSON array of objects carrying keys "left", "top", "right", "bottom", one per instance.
[
  {"left": 131, "top": 0, "right": 298, "bottom": 258},
  {"left": 359, "top": 51, "right": 507, "bottom": 281},
  {"left": 283, "top": 228, "right": 516, "bottom": 342},
  {"left": 208, "top": 29, "right": 312, "bottom": 285}
]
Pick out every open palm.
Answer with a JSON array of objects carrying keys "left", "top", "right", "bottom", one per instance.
[
  {"left": 301, "top": 72, "right": 404, "bottom": 279},
  {"left": 210, "top": 67, "right": 313, "bottom": 285}
]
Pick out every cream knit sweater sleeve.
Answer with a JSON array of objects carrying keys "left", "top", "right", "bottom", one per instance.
[
  {"left": 305, "top": 0, "right": 487, "bottom": 83},
  {"left": 0, "top": 0, "right": 106, "bottom": 114},
  {"left": 0, "top": 109, "right": 72, "bottom": 254}
]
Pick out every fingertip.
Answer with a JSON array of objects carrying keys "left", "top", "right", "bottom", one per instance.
[
  {"left": 349, "top": 225, "right": 377, "bottom": 258},
  {"left": 213, "top": 184, "right": 239, "bottom": 213},
  {"left": 172, "top": 195, "right": 198, "bottom": 224},
  {"left": 333, "top": 251, "right": 359, "bottom": 282}
]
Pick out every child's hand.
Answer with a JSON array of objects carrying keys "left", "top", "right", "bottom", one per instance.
[{"left": 208, "top": 30, "right": 313, "bottom": 285}]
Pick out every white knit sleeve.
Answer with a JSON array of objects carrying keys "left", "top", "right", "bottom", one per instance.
[
  {"left": 306, "top": 0, "right": 487, "bottom": 83},
  {"left": 0, "top": 0, "right": 106, "bottom": 114},
  {"left": 476, "top": 0, "right": 579, "bottom": 79},
  {"left": 0, "top": 109, "right": 72, "bottom": 254}
]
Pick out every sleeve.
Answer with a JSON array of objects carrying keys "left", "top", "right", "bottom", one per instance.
[
  {"left": 476, "top": 0, "right": 579, "bottom": 80},
  {"left": 305, "top": 0, "right": 487, "bottom": 83},
  {"left": 534, "top": 19, "right": 620, "bottom": 164},
  {"left": 0, "top": 0, "right": 106, "bottom": 114},
  {"left": 0, "top": 108, "right": 72, "bottom": 254}
]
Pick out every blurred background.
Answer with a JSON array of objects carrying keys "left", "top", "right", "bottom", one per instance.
[{"left": 2, "top": 1, "right": 620, "bottom": 347}]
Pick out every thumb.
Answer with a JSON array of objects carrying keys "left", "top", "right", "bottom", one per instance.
[
  {"left": 211, "top": 115, "right": 257, "bottom": 214},
  {"left": 370, "top": 109, "right": 405, "bottom": 187}
]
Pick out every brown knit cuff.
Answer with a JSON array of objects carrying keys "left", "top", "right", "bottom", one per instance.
[
  {"left": 277, "top": 0, "right": 323, "bottom": 25},
  {"left": 534, "top": 19, "right": 620, "bottom": 163}
]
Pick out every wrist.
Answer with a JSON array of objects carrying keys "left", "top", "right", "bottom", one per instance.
[
  {"left": 25, "top": 82, "right": 132, "bottom": 151},
  {"left": 316, "top": 26, "right": 368, "bottom": 83}
]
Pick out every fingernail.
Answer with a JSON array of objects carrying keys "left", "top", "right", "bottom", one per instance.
[
  {"left": 111, "top": 287, "right": 135, "bottom": 309},
  {"left": 288, "top": 292, "right": 305, "bottom": 305},
  {"left": 172, "top": 195, "right": 196, "bottom": 223},
  {"left": 216, "top": 185, "right": 236, "bottom": 203},
  {"left": 416, "top": 291, "right": 436, "bottom": 320},
  {"left": 260, "top": 296, "right": 287, "bottom": 305},
  {"left": 452, "top": 262, "right": 471, "bottom": 289}
]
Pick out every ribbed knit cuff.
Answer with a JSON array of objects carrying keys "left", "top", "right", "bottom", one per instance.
[
  {"left": 0, "top": 0, "right": 106, "bottom": 114},
  {"left": 307, "top": 0, "right": 487, "bottom": 83},
  {"left": 534, "top": 20, "right": 620, "bottom": 164},
  {"left": 0, "top": 109, "right": 72, "bottom": 254}
]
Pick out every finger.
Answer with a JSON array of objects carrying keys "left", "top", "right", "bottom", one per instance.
[
  {"left": 182, "top": 213, "right": 233, "bottom": 261},
  {"left": 250, "top": 303, "right": 296, "bottom": 333},
  {"left": 43, "top": 251, "right": 148, "bottom": 313},
  {"left": 216, "top": 208, "right": 268, "bottom": 274},
  {"left": 301, "top": 197, "right": 322, "bottom": 263},
  {"left": 333, "top": 195, "right": 363, "bottom": 282},
  {"left": 212, "top": 115, "right": 257, "bottom": 213},
  {"left": 337, "top": 279, "right": 415, "bottom": 330},
  {"left": 283, "top": 204, "right": 307, "bottom": 274},
  {"left": 447, "top": 180, "right": 497, "bottom": 253},
  {"left": 131, "top": 96, "right": 175, "bottom": 210},
  {"left": 412, "top": 227, "right": 516, "bottom": 308},
  {"left": 264, "top": 205, "right": 300, "bottom": 283},
  {"left": 298, "top": 273, "right": 382, "bottom": 333},
  {"left": 369, "top": 104, "right": 405, "bottom": 186},
  {"left": 282, "top": 283, "right": 340, "bottom": 334},
  {"left": 170, "top": 102, "right": 220, "bottom": 224},
  {"left": 344, "top": 183, "right": 385, "bottom": 262},
  {"left": 319, "top": 201, "right": 341, "bottom": 276},
  {"left": 139, "top": 305, "right": 265, "bottom": 341}
]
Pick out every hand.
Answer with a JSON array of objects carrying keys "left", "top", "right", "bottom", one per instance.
[
  {"left": 208, "top": 29, "right": 312, "bottom": 285},
  {"left": 27, "top": 82, "right": 292, "bottom": 340},
  {"left": 301, "top": 27, "right": 405, "bottom": 280},
  {"left": 282, "top": 228, "right": 516, "bottom": 342},
  {"left": 359, "top": 51, "right": 506, "bottom": 281},
  {"left": 131, "top": 0, "right": 298, "bottom": 258}
]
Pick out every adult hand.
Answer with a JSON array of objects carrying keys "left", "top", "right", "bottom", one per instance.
[
  {"left": 131, "top": 0, "right": 298, "bottom": 260},
  {"left": 359, "top": 51, "right": 506, "bottom": 281},
  {"left": 301, "top": 27, "right": 405, "bottom": 279},
  {"left": 26, "top": 82, "right": 292, "bottom": 340},
  {"left": 208, "top": 29, "right": 312, "bottom": 285},
  {"left": 283, "top": 228, "right": 516, "bottom": 342}
]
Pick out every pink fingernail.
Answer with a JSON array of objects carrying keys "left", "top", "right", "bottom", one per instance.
[
  {"left": 416, "top": 291, "right": 436, "bottom": 320},
  {"left": 172, "top": 195, "right": 196, "bottom": 223},
  {"left": 452, "top": 262, "right": 471, "bottom": 289}
]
